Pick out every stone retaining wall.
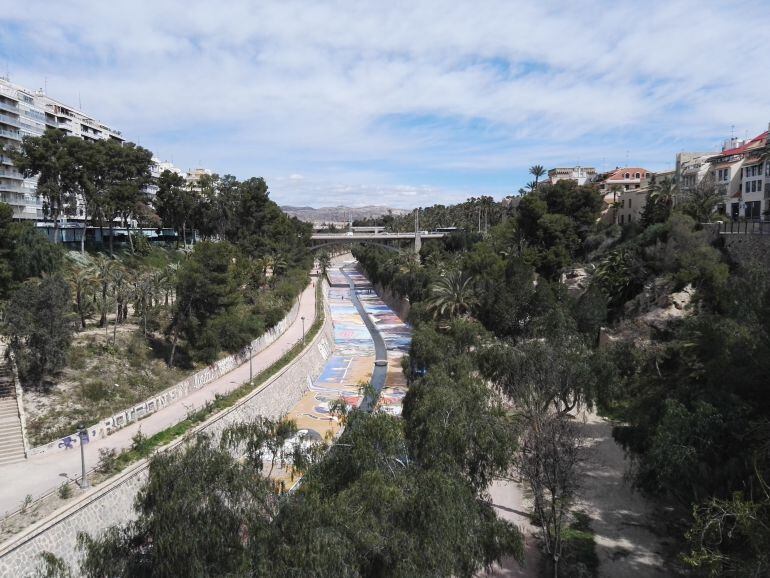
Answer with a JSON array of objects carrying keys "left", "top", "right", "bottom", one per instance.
[
  {"left": 0, "top": 295, "right": 333, "bottom": 577},
  {"left": 28, "top": 297, "right": 302, "bottom": 456},
  {"left": 721, "top": 233, "right": 770, "bottom": 270}
]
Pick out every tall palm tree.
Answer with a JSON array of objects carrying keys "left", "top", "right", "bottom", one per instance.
[
  {"left": 110, "top": 267, "right": 136, "bottom": 345},
  {"left": 426, "top": 270, "right": 479, "bottom": 320},
  {"left": 529, "top": 165, "right": 546, "bottom": 189},
  {"left": 134, "top": 272, "right": 155, "bottom": 337},
  {"left": 92, "top": 254, "right": 115, "bottom": 328},
  {"left": 68, "top": 266, "right": 97, "bottom": 329}
]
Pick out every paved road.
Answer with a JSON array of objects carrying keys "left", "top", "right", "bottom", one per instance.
[
  {"left": 0, "top": 282, "right": 318, "bottom": 516},
  {"left": 339, "top": 264, "right": 387, "bottom": 412}
]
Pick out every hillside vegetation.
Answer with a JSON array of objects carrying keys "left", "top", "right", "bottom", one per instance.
[{"left": 0, "top": 161, "right": 311, "bottom": 445}]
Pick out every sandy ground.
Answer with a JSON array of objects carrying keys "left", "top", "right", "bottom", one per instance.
[
  {"left": 479, "top": 478, "right": 541, "bottom": 577},
  {"left": 481, "top": 410, "right": 671, "bottom": 577},
  {"left": 575, "top": 411, "right": 669, "bottom": 577}
]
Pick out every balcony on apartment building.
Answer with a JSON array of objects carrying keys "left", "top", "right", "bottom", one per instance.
[
  {"left": 0, "top": 100, "right": 19, "bottom": 115},
  {"left": 0, "top": 169, "right": 24, "bottom": 180},
  {"left": 0, "top": 192, "right": 26, "bottom": 206},
  {"left": 0, "top": 128, "right": 21, "bottom": 140},
  {"left": 0, "top": 112, "right": 21, "bottom": 128}
]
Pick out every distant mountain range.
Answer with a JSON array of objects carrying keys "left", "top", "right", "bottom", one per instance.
[{"left": 281, "top": 205, "right": 409, "bottom": 223}]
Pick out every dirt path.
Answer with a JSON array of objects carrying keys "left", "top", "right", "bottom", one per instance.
[
  {"left": 479, "top": 478, "right": 541, "bottom": 577},
  {"left": 575, "top": 411, "right": 669, "bottom": 577}
]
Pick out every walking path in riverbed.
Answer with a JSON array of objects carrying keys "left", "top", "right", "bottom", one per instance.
[
  {"left": 0, "top": 282, "right": 317, "bottom": 517},
  {"left": 480, "top": 410, "right": 668, "bottom": 577}
]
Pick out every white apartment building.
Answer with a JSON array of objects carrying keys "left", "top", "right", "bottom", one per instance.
[
  {"left": 708, "top": 129, "right": 768, "bottom": 220},
  {"left": 0, "top": 77, "right": 124, "bottom": 221},
  {"left": 145, "top": 158, "right": 184, "bottom": 202},
  {"left": 547, "top": 166, "right": 597, "bottom": 186},
  {"left": 675, "top": 152, "right": 714, "bottom": 191}
]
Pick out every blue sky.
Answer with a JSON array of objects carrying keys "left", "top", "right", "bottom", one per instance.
[{"left": 2, "top": 0, "right": 769, "bottom": 208}]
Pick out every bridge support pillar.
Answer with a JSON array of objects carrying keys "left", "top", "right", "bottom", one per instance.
[{"left": 414, "top": 234, "right": 421, "bottom": 254}]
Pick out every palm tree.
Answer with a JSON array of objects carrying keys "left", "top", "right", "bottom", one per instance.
[
  {"left": 681, "top": 174, "right": 721, "bottom": 223},
  {"left": 649, "top": 177, "right": 678, "bottom": 208},
  {"left": 272, "top": 256, "right": 288, "bottom": 276},
  {"left": 525, "top": 181, "right": 538, "bottom": 193},
  {"left": 529, "top": 165, "right": 546, "bottom": 189},
  {"left": 134, "top": 272, "right": 155, "bottom": 337},
  {"left": 110, "top": 266, "right": 132, "bottom": 345},
  {"left": 68, "top": 267, "right": 97, "bottom": 329},
  {"left": 426, "top": 270, "right": 479, "bottom": 320},
  {"left": 92, "top": 254, "right": 115, "bottom": 328}
]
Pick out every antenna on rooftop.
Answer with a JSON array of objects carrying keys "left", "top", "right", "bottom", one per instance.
[{"left": 78, "top": 92, "right": 82, "bottom": 110}]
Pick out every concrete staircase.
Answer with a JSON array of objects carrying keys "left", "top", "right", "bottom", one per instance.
[{"left": 0, "top": 360, "right": 26, "bottom": 465}]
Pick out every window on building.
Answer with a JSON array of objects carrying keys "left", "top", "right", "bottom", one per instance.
[
  {"left": 620, "top": 214, "right": 625, "bottom": 224},
  {"left": 635, "top": 172, "right": 640, "bottom": 178},
  {"left": 629, "top": 199, "right": 633, "bottom": 208},
  {"left": 624, "top": 173, "right": 630, "bottom": 179}
]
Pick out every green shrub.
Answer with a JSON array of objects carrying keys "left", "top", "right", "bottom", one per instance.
[
  {"left": 559, "top": 511, "right": 599, "bottom": 577},
  {"left": 96, "top": 448, "right": 118, "bottom": 475},
  {"left": 80, "top": 380, "right": 110, "bottom": 403},
  {"left": 57, "top": 482, "right": 72, "bottom": 500},
  {"left": 68, "top": 346, "right": 88, "bottom": 370},
  {"left": 131, "top": 430, "right": 149, "bottom": 454}
]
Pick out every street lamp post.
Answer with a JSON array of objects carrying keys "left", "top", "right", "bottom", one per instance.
[
  {"left": 78, "top": 424, "right": 89, "bottom": 489},
  {"left": 248, "top": 343, "right": 253, "bottom": 383},
  {"left": 301, "top": 316, "right": 306, "bottom": 345}
]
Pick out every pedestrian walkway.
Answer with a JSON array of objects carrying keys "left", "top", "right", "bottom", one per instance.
[
  {"left": 0, "top": 347, "right": 25, "bottom": 466},
  {"left": 0, "top": 282, "right": 318, "bottom": 517}
]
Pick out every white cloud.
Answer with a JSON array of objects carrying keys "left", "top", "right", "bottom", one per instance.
[{"left": 2, "top": 0, "right": 769, "bottom": 206}]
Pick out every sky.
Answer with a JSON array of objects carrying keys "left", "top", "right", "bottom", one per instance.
[{"left": 1, "top": 0, "right": 769, "bottom": 209}]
